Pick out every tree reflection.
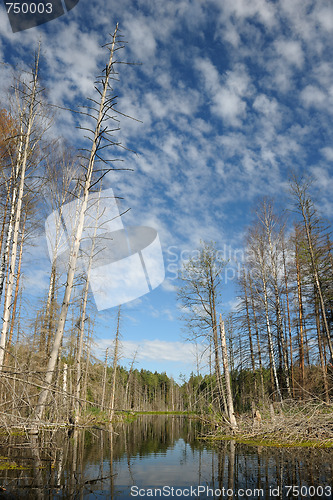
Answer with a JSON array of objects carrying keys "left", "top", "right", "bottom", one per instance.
[{"left": 0, "top": 416, "right": 332, "bottom": 498}]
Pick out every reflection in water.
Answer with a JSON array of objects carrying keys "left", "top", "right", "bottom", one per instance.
[{"left": 0, "top": 416, "right": 332, "bottom": 498}]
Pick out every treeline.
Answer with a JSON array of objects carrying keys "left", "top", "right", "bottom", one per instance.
[
  {"left": 84, "top": 365, "right": 184, "bottom": 414},
  {"left": 236, "top": 191, "right": 333, "bottom": 405},
  {"left": 178, "top": 185, "right": 333, "bottom": 418}
]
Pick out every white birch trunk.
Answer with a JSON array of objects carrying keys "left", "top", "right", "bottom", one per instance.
[
  {"left": 219, "top": 315, "right": 237, "bottom": 430},
  {"left": 266, "top": 232, "right": 291, "bottom": 397},
  {"left": 262, "top": 274, "right": 282, "bottom": 402},
  {"left": 0, "top": 57, "right": 40, "bottom": 371},
  {"left": 0, "top": 122, "right": 24, "bottom": 300}
]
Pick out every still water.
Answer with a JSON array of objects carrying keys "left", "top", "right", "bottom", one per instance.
[{"left": 0, "top": 415, "right": 332, "bottom": 499}]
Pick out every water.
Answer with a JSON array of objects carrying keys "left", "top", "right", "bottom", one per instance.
[{"left": 0, "top": 415, "right": 332, "bottom": 499}]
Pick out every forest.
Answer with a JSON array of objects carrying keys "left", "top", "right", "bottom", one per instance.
[{"left": 0, "top": 29, "right": 333, "bottom": 439}]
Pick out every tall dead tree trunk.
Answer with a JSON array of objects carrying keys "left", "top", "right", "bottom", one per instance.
[
  {"left": 33, "top": 25, "right": 122, "bottom": 423},
  {"left": 0, "top": 124, "right": 24, "bottom": 301},
  {"left": 125, "top": 350, "right": 137, "bottom": 409},
  {"left": 258, "top": 201, "right": 291, "bottom": 397},
  {"left": 109, "top": 306, "right": 121, "bottom": 421},
  {"left": 291, "top": 177, "right": 333, "bottom": 358},
  {"left": 242, "top": 271, "right": 257, "bottom": 397},
  {"left": 262, "top": 272, "right": 282, "bottom": 402},
  {"left": 43, "top": 153, "right": 80, "bottom": 358},
  {"left": 178, "top": 241, "right": 228, "bottom": 414},
  {"left": 314, "top": 288, "right": 329, "bottom": 403},
  {"left": 0, "top": 50, "right": 41, "bottom": 371},
  {"left": 219, "top": 315, "right": 237, "bottom": 430},
  {"left": 82, "top": 319, "right": 93, "bottom": 413},
  {"left": 248, "top": 273, "right": 265, "bottom": 402},
  {"left": 0, "top": 177, "right": 12, "bottom": 261},
  {"left": 101, "top": 348, "right": 109, "bottom": 410},
  {"left": 295, "top": 237, "right": 305, "bottom": 397},
  {"left": 246, "top": 224, "right": 282, "bottom": 402},
  {"left": 282, "top": 243, "right": 295, "bottom": 397},
  {"left": 73, "top": 190, "right": 101, "bottom": 424},
  {"left": 209, "top": 267, "right": 227, "bottom": 413},
  {"left": 4, "top": 209, "right": 27, "bottom": 365}
]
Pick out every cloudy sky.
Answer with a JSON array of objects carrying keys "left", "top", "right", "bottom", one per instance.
[{"left": 0, "top": 0, "right": 332, "bottom": 380}]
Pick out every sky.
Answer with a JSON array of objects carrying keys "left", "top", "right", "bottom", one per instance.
[{"left": 0, "top": 0, "right": 332, "bottom": 381}]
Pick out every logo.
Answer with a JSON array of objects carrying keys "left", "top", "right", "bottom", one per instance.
[
  {"left": 3, "top": 0, "right": 80, "bottom": 33},
  {"left": 45, "top": 188, "right": 165, "bottom": 311}
]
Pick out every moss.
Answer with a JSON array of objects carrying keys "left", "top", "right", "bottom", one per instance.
[
  {"left": 205, "top": 433, "right": 333, "bottom": 449},
  {"left": 0, "top": 459, "right": 30, "bottom": 470},
  {"left": 122, "top": 414, "right": 138, "bottom": 423},
  {"left": 0, "top": 429, "right": 25, "bottom": 437},
  {"left": 134, "top": 411, "right": 195, "bottom": 415}
]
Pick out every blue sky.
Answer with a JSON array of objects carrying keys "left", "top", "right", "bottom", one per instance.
[{"left": 0, "top": 0, "right": 332, "bottom": 381}]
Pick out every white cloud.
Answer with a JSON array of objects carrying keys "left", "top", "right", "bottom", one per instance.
[
  {"left": 195, "top": 59, "right": 250, "bottom": 126},
  {"left": 274, "top": 39, "right": 304, "bottom": 69},
  {"left": 279, "top": 0, "right": 316, "bottom": 42},
  {"left": 311, "top": 166, "right": 333, "bottom": 190},
  {"left": 195, "top": 58, "right": 220, "bottom": 93},
  {"left": 161, "top": 279, "right": 178, "bottom": 293},
  {"left": 123, "top": 15, "right": 157, "bottom": 62},
  {"left": 253, "top": 94, "right": 278, "bottom": 116},
  {"left": 315, "top": 6, "right": 333, "bottom": 32},
  {"left": 213, "top": 88, "right": 246, "bottom": 125},
  {"left": 321, "top": 147, "right": 333, "bottom": 162},
  {"left": 300, "top": 85, "right": 327, "bottom": 108},
  {"left": 213, "top": 0, "right": 276, "bottom": 28},
  {"left": 95, "top": 338, "right": 201, "bottom": 364},
  {"left": 145, "top": 92, "right": 168, "bottom": 119}
]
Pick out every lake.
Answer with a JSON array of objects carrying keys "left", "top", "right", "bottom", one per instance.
[{"left": 0, "top": 415, "right": 332, "bottom": 499}]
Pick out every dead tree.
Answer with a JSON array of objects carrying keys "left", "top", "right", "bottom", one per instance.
[
  {"left": 257, "top": 200, "right": 291, "bottom": 397},
  {"left": 109, "top": 306, "right": 121, "bottom": 421},
  {"left": 33, "top": 25, "right": 128, "bottom": 423},
  {"left": 101, "top": 347, "right": 109, "bottom": 410},
  {"left": 42, "top": 149, "right": 81, "bottom": 357},
  {"left": 73, "top": 189, "right": 103, "bottom": 424},
  {"left": 0, "top": 48, "right": 46, "bottom": 371},
  {"left": 247, "top": 226, "right": 283, "bottom": 402},
  {"left": 178, "top": 241, "right": 228, "bottom": 413},
  {"left": 290, "top": 176, "right": 333, "bottom": 358},
  {"left": 219, "top": 315, "right": 237, "bottom": 430}
]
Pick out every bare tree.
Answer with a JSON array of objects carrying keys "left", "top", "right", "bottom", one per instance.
[
  {"left": 290, "top": 176, "right": 333, "bottom": 358},
  {"left": 256, "top": 200, "right": 291, "bottom": 397},
  {"left": 246, "top": 225, "right": 283, "bottom": 402},
  {"left": 42, "top": 147, "right": 81, "bottom": 357},
  {"left": 0, "top": 48, "right": 48, "bottom": 371},
  {"left": 73, "top": 188, "right": 104, "bottom": 424},
  {"left": 178, "top": 241, "right": 227, "bottom": 412},
  {"left": 109, "top": 306, "right": 121, "bottom": 421},
  {"left": 33, "top": 25, "right": 128, "bottom": 423},
  {"left": 219, "top": 315, "right": 237, "bottom": 429},
  {"left": 101, "top": 347, "right": 109, "bottom": 410}
]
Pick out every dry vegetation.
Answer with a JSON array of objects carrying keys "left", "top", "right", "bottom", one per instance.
[{"left": 209, "top": 400, "right": 333, "bottom": 447}]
